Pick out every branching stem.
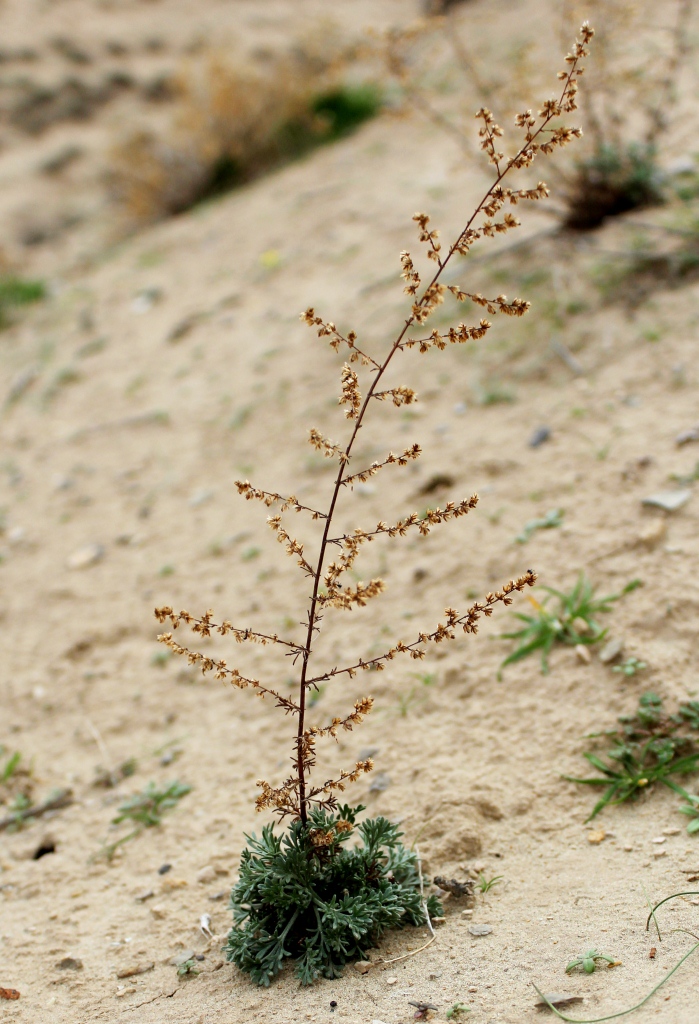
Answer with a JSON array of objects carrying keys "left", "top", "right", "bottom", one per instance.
[{"left": 295, "top": 49, "right": 587, "bottom": 822}]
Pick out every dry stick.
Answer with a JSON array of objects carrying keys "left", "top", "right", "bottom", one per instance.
[
  {"left": 295, "top": 51, "right": 587, "bottom": 822},
  {"left": 376, "top": 845, "right": 436, "bottom": 968},
  {"left": 0, "top": 789, "right": 73, "bottom": 832},
  {"left": 85, "top": 717, "right": 115, "bottom": 783}
]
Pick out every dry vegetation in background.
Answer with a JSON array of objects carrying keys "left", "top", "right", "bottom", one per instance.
[
  {"left": 108, "top": 42, "right": 381, "bottom": 224},
  {"left": 379, "top": 0, "right": 695, "bottom": 230}
]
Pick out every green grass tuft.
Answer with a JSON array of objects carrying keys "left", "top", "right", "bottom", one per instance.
[
  {"left": 566, "top": 693, "right": 699, "bottom": 823},
  {"left": 500, "top": 574, "right": 640, "bottom": 674}
]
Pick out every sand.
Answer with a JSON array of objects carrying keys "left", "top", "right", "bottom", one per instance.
[{"left": 1, "top": 1, "right": 699, "bottom": 1022}]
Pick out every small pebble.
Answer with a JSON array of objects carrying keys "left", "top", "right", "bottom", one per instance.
[
  {"left": 637, "top": 519, "right": 666, "bottom": 548},
  {"left": 353, "top": 961, "right": 372, "bottom": 974},
  {"left": 461, "top": 909, "right": 473, "bottom": 917},
  {"left": 468, "top": 985, "right": 478, "bottom": 992},
  {"left": 170, "top": 951, "right": 195, "bottom": 967},
  {"left": 536, "top": 993, "right": 584, "bottom": 1009},
  {"left": 67, "top": 543, "right": 104, "bottom": 569},
  {"left": 675, "top": 425, "right": 699, "bottom": 446},
  {"left": 197, "top": 865, "right": 217, "bottom": 884},
  {"left": 116, "top": 962, "right": 154, "bottom": 979},
  {"left": 150, "top": 905, "right": 167, "bottom": 919},
  {"left": 189, "top": 488, "right": 213, "bottom": 508},
  {"left": 529, "top": 426, "right": 551, "bottom": 448},
  {"left": 134, "top": 889, "right": 154, "bottom": 902},
  {"left": 130, "top": 288, "right": 162, "bottom": 314},
  {"left": 158, "top": 863, "right": 172, "bottom": 875},
  {"left": 386, "top": 976, "right": 397, "bottom": 985},
  {"left": 599, "top": 638, "right": 624, "bottom": 664},
  {"left": 642, "top": 490, "right": 691, "bottom": 512},
  {"left": 662, "top": 827, "right": 681, "bottom": 836},
  {"left": 575, "top": 644, "right": 591, "bottom": 665},
  {"left": 428, "top": 972, "right": 442, "bottom": 980},
  {"left": 368, "top": 772, "right": 391, "bottom": 793},
  {"left": 468, "top": 924, "right": 493, "bottom": 937},
  {"left": 653, "top": 850, "right": 667, "bottom": 859},
  {"left": 624, "top": 845, "right": 633, "bottom": 852},
  {"left": 166, "top": 314, "right": 199, "bottom": 343},
  {"left": 56, "top": 957, "right": 83, "bottom": 970},
  {"left": 651, "top": 837, "right": 666, "bottom": 845},
  {"left": 587, "top": 829, "right": 606, "bottom": 844}
]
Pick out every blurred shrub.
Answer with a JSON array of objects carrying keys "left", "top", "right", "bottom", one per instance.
[
  {"left": 379, "top": 0, "right": 694, "bottom": 231},
  {"left": 108, "top": 50, "right": 381, "bottom": 224},
  {"left": 563, "top": 143, "right": 663, "bottom": 230},
  {"left": 0, "top": 277, "right": 46, "bottom": 327}
]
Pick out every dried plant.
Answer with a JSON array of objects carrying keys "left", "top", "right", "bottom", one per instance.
[
  {"left": 154, "top": 24, "right": 593, "bottom": 984},
  {"left": 108, "top": 46, "right": 380, "bottom": 225}
]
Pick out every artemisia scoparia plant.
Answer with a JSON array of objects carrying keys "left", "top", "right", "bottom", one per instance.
[{"left": 154, "top": 23, "right": 594, "bottom": 830}]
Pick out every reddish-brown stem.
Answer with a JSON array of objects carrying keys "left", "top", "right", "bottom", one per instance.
[{"left": 294, "top": 55, "right": 584, "bottom": 824}]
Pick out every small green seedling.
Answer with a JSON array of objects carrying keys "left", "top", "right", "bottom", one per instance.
[
  {"left": 678, "top": 793, "right": 699, "bottom": 834},
  {"left": 612, "top": 657, "right": 647, "bottom": 677},
  {"left": 446, "top": 1003, "right": 470, "bottom": 1019},
  {"left": 97, "top": 780, "right": 191, "bottom": 860},
  {"left": 566, "top": 949, "right": 620, "bottom": 974},
  {"left": 177, "top": 959, "right": 200, "bottom": 977},
  {"left": 0, "top": 276, "right": 45, "bottom": 328},
  {"left": 501, "top": 574, "right": 641, "bottom": 674},
  {"left": 395, "top": 671, "right": 436, "bottom": 717},
  {"left": 477, "top": 873, "right": 503, "bottom": 893},
  {"left": 93, "top": 757, "right": 137, "bottom": 789},
  {"left": 112, "top": 780, "right": 191, "bottom": 827},
  {"left": 1, "top": 751, "right": 21, "bottom": 783},
  {"left": 151, "top": 649, "right": 172, "bottom": 667},
  {"left": 5, "top": 793, "right": 32, "bottom": 831},
  {"left": 516, "top": 508, "right": 564, "bottom": 544},
  {"left": 567, "top": 693, "right": 699, "bottom": 821},
  {"left": 670, "top": 461, "right": 699, "bottom": 486}
]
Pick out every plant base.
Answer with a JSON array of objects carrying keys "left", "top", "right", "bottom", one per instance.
[{"left": 225, "top": 805, "right": 442, "bottom": 985}]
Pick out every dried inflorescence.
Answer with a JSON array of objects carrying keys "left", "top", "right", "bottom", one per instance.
[{"left": 155, "top": 24, "right": 592, "bottom": 824}]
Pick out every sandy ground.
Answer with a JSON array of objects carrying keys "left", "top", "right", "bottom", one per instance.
[{"left": 2, "top": 1, "right": 699, "bottom": 1022}]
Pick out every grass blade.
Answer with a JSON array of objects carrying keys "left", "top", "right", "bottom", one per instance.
[{"left": 645, "top": 891, "right": 699, "bottom": 931}]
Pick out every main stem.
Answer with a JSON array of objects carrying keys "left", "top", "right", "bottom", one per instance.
[{"left": 294, "top": 66, "right": 581, "bottom": 823}]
